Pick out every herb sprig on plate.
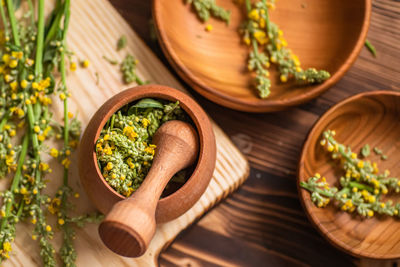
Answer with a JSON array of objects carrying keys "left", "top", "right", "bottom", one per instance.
[{"left": 301, "top": 130, "right": 400, "bottom": 218}]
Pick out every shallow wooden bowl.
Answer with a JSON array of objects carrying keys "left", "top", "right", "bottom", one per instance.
[
  {"left": 298, "top": 90, "right": 400, "bottom": 259},
  {"left": 152, "top": 0, "right": 371, "bottom": 112},
  {"left": 78, "top": 85, "right": 216, "bottom": 223}
]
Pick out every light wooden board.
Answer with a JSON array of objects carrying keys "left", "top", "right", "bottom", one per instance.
[{"left": 4, "top": 0, "right": 249, "bottom": 266}]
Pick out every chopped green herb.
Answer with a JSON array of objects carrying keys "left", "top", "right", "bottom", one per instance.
[
  {"left": 117, "top": 35, "right": 127, "bottom": 51},
  {"left": 95, "top": 99, "right": 189, "bottom": 197},
  {"left": 365, "top": 39, "right": 377, "bottom": 57},
  {"left": 187, "top": 0, "right": 231, "bottom": 24},
  {"left": 374, "top": 147, "right": 382, "bottom": 155},
  {"left": 102, "top": 55, "right": 118, "bottom": 65},
  {"left": 361, "top": 144, "right": 370, "bottom": 158},
  {"left": 120, "top": 54, "right": 144, "bottom": 85}
]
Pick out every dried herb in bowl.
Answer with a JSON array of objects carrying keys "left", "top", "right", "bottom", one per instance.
[
  {"left": 301, "top": 130, "right": 400, "bottom": 218},
  {"left": 187, "top": 0, "right": 331, "bottom": 99},
  {"left": 95, "top": 98, "right": 191, "bottom": 197}
]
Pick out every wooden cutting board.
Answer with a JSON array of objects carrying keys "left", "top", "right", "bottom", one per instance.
[{"left": 4, "top": 0, "right": 249, "bottom": 266}]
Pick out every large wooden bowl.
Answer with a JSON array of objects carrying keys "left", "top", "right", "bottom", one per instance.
[
  {"left": 298, "top": 90, "right": 400, "bottom": 259},
  {"left": 78, "top": 85, "right": 216, "bottom": 223},
  {"left": 153, "top": 0, "right": 371, "bottom": 112}
]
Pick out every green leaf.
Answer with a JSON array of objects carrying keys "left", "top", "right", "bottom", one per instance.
[
  {"left": 361, "top": 144, "right": 370, "bottom": 158},
  {"left": 102, "top": 55, "right": 118, "bottom": 65},
  {"left": 127, "top": 98, "right": 164, "bottom": 115},
  {"left": 117, "top": 35, "right": 127, "bottom": 51},
  {"left": 373, "top": 147, "right": 383, "bottom": 155},
  {"left": 133, "top": 98, "right": 163, "bottom": 109}
]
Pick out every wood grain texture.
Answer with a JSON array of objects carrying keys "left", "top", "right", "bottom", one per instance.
[
  {"left": 299, "top": 91, "right": 400, "bottom": 259},
  {"left": 153, "top": 0, "right": 371, "bottom": 112},
  {"left": 3, "top": 0, "right": 249, "bottom": 266},
  {"left": 110, "top": 0, "right": 400, "bottom": 266}
]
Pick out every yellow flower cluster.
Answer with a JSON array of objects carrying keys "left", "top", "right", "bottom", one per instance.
[
  {"left": 142, "top": 118, "right": 150, "bottom": 128},
  {"left": 32, "top": 77, "right": 51, "bottom": 92},
  {"left": 61, "top": 158, "right": 71, "bottom": 169},
  {"left": 123, "top": 126, "right": 138, "bottom": 140},
  {"left": 48, "top": 197, "right": 61, "bottom": 214},
  {"left": 144, "top": 144, "right": 156, "bottom": 156},
  {"left": 340, "top": 199, "right": 355, "bottom": 212},
  {"left": 96, "top": 136, "right": 115, "bottom": 156},
  {"left": 1, "top": 241, "right": 12, "bottom": 259}
]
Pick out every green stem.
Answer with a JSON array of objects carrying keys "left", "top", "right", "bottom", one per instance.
[
  {"left": 35, "top": 0, "right": 45, "bottom": 79},
  {"left": 135, "top": 76, "right": 144, "bottom": 85},
  {"left": 5, "top": 0, "right": 19, "bottom": 46},
  {"left": 365, "top": 39, "right": 376, "bottom": 57},
  {"left": 0, "top": 1, "right": 9, "bottom": 37},
  {"left": 6, "top": 0, "right": 40, "bottom": 156},
  {"left": 348, "top": 181, "right": 374, "bottom": 193},
  {"left": 299, "top": 181, "right": 335, "bottom": 198},
  {"left": 26, "top": 104, "right": 39, "bottom": 152},
  {"left": 16, "top": 201, "right": 24, "bottom": 217},
  {"left": 110, "top": 114, "right": 115, "bottom": 129},
  {"left": 251, "top": 38, "right": 259, "bottom": 56},
  {"left": 245, "top": 0, "right": 251, "bottom": 12},
  {"left": 0, "top": 112, "right": 10, "bottom": 130},
  {"left": 0, "top": 134, "right": 29, "bottom": 230},
  {"left": 260, "top": 1, "right": 274, "bottom": 50},
  {"left": 44, "top": 3, "right": 64, "bottom": 45},
  {"left": 61, "top": 0, "right": 70, "bottom": 187},
  {"left": 27, "top": 0, "right": 35, "bottom": 27}
]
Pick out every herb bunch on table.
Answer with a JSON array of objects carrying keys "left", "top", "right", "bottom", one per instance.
[{"left": 0, "top": 1, "right": 101, "bottom": 266}]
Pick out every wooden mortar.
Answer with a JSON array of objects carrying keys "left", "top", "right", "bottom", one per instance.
[{"left": 78, "top": 85, "right": 216, "bottom": 234}]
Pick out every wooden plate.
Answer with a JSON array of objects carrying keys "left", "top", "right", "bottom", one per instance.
[
  {"left": 298, "top": 90, "right": 400, "bottom": 259},
  {"left": 152, "top": 0, "right": 371, "bottom": 112}
]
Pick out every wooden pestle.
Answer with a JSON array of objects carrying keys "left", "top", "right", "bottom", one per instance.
[{"left": 98, "top": 120, "right": 199, "bottom": 257}]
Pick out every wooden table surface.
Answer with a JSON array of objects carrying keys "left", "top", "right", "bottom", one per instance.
[{"left": 111, "top": 1, "right": 400, "bottom": 266}]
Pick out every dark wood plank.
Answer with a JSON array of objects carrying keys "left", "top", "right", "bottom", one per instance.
[{"left": 110, "top": 0, "right": 400, "bottom": 266}]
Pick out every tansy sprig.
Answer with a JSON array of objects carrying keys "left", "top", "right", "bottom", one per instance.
[
  {"left": 301, "top": 130, "right": 400, "bottom": 218},
  {"left": 0, "top": 0, "right": 101, "bottom": 265},
  {"left": 186, "top": 0, "right": 231, "bottom": 24},
  {"left": 121, "top": 54, "right": 144, "bottom": 85},
  {"left": 0, "top": 0, "right": 56, "bottom": 264},
  {"left": 240, "top": 0, "right": 330, "bottom": 98}
]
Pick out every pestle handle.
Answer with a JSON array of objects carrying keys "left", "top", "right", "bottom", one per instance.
[{"left": 98, "top": 120, "right": 199, "bottom": 257}]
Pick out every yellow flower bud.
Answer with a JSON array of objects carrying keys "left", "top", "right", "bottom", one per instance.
[{"left": 82, "top": 59, "right": 90, "bottom": 68}]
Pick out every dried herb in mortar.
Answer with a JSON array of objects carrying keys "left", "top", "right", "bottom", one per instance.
[{"left": 95, "top": 98, "right": 189, "bottom": 197}]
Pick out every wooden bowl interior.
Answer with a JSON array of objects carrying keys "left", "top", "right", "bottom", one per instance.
[
  {"left": 153, "top": 0, "right": 370, "bottom": 111},
  {"left": 299, "top": 91, "right": 400, "bottom": 259}
]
